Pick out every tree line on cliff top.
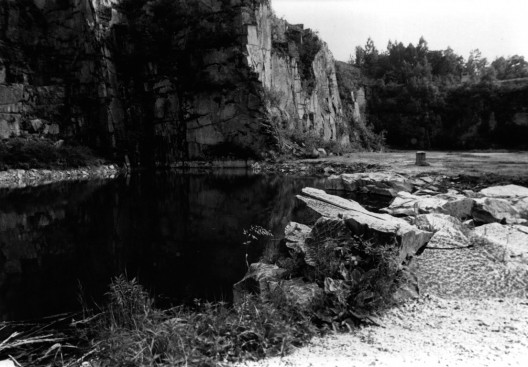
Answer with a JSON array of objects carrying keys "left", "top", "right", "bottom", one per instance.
[{"left": 349, "top": 37, "right": 528, "bottom": 150}]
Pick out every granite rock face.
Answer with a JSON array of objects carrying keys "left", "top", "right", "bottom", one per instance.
[{"left": 0, "top": 0, "right": 347, "bottom": 164}]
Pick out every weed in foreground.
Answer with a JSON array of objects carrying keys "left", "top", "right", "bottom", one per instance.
[
  {"left": 314, "top": 237, "right": 402, "bottom": 330},
  {"left": 89, "top": 275, "right": 317, "bottom": 366}
]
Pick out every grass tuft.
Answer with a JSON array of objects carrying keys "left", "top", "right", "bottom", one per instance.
[{"left": 87, "top": 276, "right": 317, "bottom": 366}]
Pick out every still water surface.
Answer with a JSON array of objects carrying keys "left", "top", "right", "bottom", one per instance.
[{"left": 0, "top": 172, "right": 390, "bottom": 321}]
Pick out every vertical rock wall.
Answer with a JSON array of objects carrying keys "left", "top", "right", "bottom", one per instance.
[
  {"left": 0, "top": 0, "right": 124, "bottom": 152},
  {"left": 246, "top": 5, "right": 347, "bottom": 143},
  {"left": 0, "top": 0, "right": 348, "bottom": 165}
]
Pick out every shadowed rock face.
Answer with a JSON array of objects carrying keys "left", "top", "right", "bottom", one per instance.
[{"left": 0, "top": 0, "right": 347, "bottom": 164}]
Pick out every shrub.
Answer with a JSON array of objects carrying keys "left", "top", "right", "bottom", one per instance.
[
  {"left": 297, "top": 220, "right": 402, "bottom": 330},
  {"left": 0, "top": 137, "right": 104, "bottom": 170}
]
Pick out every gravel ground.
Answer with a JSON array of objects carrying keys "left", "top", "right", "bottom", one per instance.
[{"left": 235, "top": 245, "right": 528, "bottom": 367}]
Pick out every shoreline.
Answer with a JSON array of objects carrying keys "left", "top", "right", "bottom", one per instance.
[
  {"left": 0, "top": 164, "right": 122, "bottom": 189},
  {"left": 2, "top": 149, "right": 528, "bottom": 190}
]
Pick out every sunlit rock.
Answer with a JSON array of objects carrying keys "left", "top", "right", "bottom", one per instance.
[
  {"left": 382, "top": 191, "right": 474, "bottom": 219},
  {"left": 473, "top": 223, "right": 528, "bottom": 265},
  {"left": 414, "top": 213, "right": 470, "bottom": 249},
  {"left": 472, "top": 197, "right": 526, "bottom": 225}
]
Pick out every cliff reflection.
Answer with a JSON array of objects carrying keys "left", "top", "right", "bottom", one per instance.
[{"left": 0, "top": 173, "right": 320, "bottom": 321}]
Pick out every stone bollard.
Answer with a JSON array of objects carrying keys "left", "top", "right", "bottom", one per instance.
[{"left": 415, "top": 151, "right": 427, "bottom": 166}]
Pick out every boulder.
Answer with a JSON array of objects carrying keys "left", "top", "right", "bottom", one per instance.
[
  {"left": 30, "top": 118, "right": 44, "bottom": 132},
  {"left": 296, "top": 188, "right": 433, "bottom": 263},
  {"left": 324, "top": 172, "right": 413, "bottom": 197},
  {"left": 0, "top": 119, "right": 9, "bottom": 139},
  {"left": 317, "top": 148, "right": 327, "bottom": 157},
  {"left": 381, "top": 191, "right": 474, "bottom": 219},
  {"left": 48, "top": 123, "right": 60, "bottom": 135},
  {"left": 480, "top": 185, "right": 528, "bottom": 223},
  {"left": 309, "top": 147, "right": 319, "bottom": 159},
  {"left": 270, "top": 278, "right": 324, "bottom": 311},
  {"left": 514, "top": 197, "right": 528, "bottom": 219},
  {"left": 472, "top": 223, "right": 528, "bottom": 265},
  {"left": 480, "top": 185, "right": 528, "bottom": 199},
  {"left": 414, "top": 213, "right": 471, "bottom": 249},
  {"left": 472, "top": 198, "right": 526, "bottom": 225},
  {"left": 284, "top": 221, "right": 311, "bottom": 254},
  {"left": 393, "top": 264, "right": 420, "bottom": 302},
  {"left": 233, "top": 262, "right": 287, "bottom": 301}
]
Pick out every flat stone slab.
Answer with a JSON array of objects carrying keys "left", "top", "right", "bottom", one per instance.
[{"left": 480, "top": 185, "right": 528, "bottom": 199}]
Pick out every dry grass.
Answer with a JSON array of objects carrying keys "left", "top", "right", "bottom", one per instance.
[{"left": 88, "top": 276, "right": 317, "bottom": 366}]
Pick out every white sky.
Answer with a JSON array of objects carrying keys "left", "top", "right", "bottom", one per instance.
[{"left": 271, "top": 0, "right": 528, "bottom": 62}]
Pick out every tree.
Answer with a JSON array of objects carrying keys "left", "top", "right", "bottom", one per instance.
[
  {"left": 466, "top": 49, "right": 488, "bottom": 82},
  {"left": 491, "top": 55, "right": 528, "bottom": 80}
]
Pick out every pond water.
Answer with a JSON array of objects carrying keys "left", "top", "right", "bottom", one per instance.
[{"left": 0, "top": 172, "right": 391, "bottom": 322}]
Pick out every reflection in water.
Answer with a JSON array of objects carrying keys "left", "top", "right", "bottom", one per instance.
[{"left": 0, "top": 172, "right": 328, "bottom": 321}]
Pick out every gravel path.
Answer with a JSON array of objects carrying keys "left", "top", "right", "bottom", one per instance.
[{"left": 235, "top": 245, "right": 528, "bottom": 367}]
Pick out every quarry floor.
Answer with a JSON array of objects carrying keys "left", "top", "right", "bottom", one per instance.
[
  {"left": 299, "top": 150, "right": 528, "bottom": 182},
  {"left": 236, "top": 150, "right": 528, "bottom": 367}
]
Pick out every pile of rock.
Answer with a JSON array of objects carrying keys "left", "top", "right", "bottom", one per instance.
[
  {"left": 234, "top": 176, "right": 528, "bottom": 315},
  {"left": 234, "top": 188, "right": 433, "bottom": 314}
]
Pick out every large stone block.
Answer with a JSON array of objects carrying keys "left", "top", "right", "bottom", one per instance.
[
  {"left": 414, "top": 213, "right": 471, "bottom": 249},
  {"left": 472, "top": 197, "right": 526, "bottom": 225},
  {"left": 296, "top": 188, "right": 433, "bottom": 263}
]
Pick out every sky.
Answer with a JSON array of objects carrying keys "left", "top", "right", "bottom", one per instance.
[{"left": 271, "top": 0, "right": 528, "bottom": 62}]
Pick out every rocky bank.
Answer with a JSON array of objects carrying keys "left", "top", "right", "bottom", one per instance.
[
  {"left": 0, "top": 164, "right": 120, "bottom": 188},
  {"left": 235, "top": 175, "right": 528, "bottom": 367}
]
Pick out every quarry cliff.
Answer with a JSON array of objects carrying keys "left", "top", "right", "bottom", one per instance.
[{"left": 0, "top": 0, "right": 351, "bottom": 166}]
